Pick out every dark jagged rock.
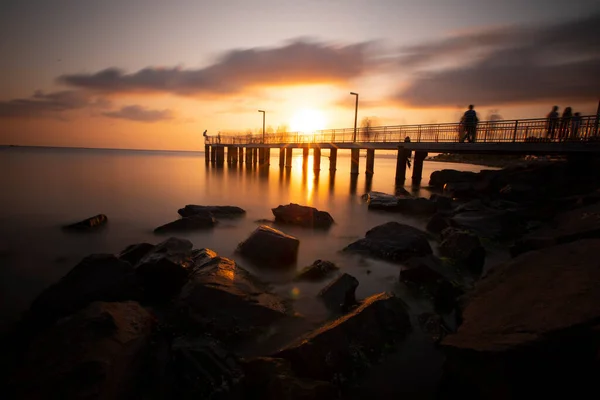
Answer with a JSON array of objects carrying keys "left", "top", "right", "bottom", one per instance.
[
  {"left": 443, "top": 181, "right": 477, "bottom": 199},
  {"left": 176, "top": 253, "right": 289, "bottom": 342},
  {"left": 426, "top": 213, "right": 453, "bottom": 235},
  {"left": 318, "top": 273, "right": 359, "bottom": 312},
  {"left": 275, "top": 293, "right": 411, "bottom": 383},
  {"left": 430, "top": 194, "right": 454, "bottom": 211},
  {"left": 28, "top": 254, "right": 140, "bottom": 329},
  {"left": 11, "top": 301, "right": 154, "bottom": 400},
  {"left": 418, "top": 313, "right": 448, "bottom": 343},
  {"left": 237, "top": 225, "right": 299, "bottom": 267},
  {"left": 153, "top": 215, "right": 217, "bottom": 234},
  {"left": 295, "top": 259, "right": 339, "bottom": 282},
  {"left": 400, "top": 256, "right": 446, "bottom": 288},
  {"left": 119, "top": 242, "right": 154, "bottom": 266},
  {"left": 368, "top": 194, "right": 437, "bottom": 215},
  {"left": 178, "top": 205, "right": 246, "bottom": 218},
  {"left": 343, "top": 222, "right": 432, "bottom": 262},
  {"left": 429, "top": 169, "right": 478, "bottom": 188},
  {"left": 440, "top": 240, "right": 600, "bottom": 399},
  {"left": 439, "top": 228, "right": 486, "bottom": 274},
  {"left": 271, "top": 203, "right": 334, "bottom": 229},
  {"left": 134, "top": 237, "right": 194, "bottom": 302},
  {"left": 62, "top": 214, "right": 108, "bottom": 231},
  {"left": 450, "top": 209, "right": 522, "bottom": 240},
  {"left": 242, "top": 357, "right": 338, "bottom": 400}
]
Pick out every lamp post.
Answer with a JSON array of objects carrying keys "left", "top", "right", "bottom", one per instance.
[
  {"left": 350, "top": 92, "right": 358, "bottom": 142},
  {"left": 258, "top": 110, "right": 265, "bottom": 143}
]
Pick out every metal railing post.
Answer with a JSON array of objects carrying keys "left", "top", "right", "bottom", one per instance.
[{"left": 512, "top": 120, "right": 519, "bottom": 142}]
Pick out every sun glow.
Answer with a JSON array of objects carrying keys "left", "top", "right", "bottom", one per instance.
[{"left": 289, "top": 109, "right": 327, "bottom": 133}]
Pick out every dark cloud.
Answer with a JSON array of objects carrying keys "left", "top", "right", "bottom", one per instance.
[
  {"left": 395, "top": 13, "right": 600, "bottom": 107},
  {"left": 102, "top": 105, "right": 174, "bottom": 122},
  {"left": 58, "top": 39, "right": 372, "bottom": 95},
  {"left": 0, "top": 90, "right": 109, "bottom": 118}
]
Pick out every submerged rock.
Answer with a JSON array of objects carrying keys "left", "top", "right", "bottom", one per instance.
[
  {"left": 343, "top": 222, "right": 432, "bottom": 262},
  {"left": 178, "top": 204, "right": 246, "bottom": 218},
  {"left": 272, "top": 203, "right": 334, "bottom": 229},
  {"left": 237, "top": 225, "right": 300, "bottom": 267},
  {"left": 429, "top": 169, "right": 478, "bottom": 188},
  {"left": 153, "top": 215, "right": 217, "bottom": 234},
  {"left": 119, "top": 242, "right": 154, "bottom": 266},
  {"left": 318, "top": 273, "right": 359, "bottom": 312},
  {"left": 275, "top": 293, "right": 411, "bottom": 382},
  {"left": 295, "top": 259, "right": 339, "bottom": 282},
  {"left": 439, "top": 228, "right": 486, "bottom": 274},
  {"left": 367, "top": 193, "right": 437, "bottom": 215},
  {"left": 11, "top": 301, "right": 154, "bottom": 399},
  {"left": 62, "top": 214, "right": 108, "bottom": 231}
]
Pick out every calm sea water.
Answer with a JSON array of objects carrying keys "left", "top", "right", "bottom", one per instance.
[{"left": 0, "top": 146, "right": 495, "bottom": 332}]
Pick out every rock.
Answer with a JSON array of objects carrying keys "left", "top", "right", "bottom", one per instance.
[
  {"left": 368, "top": 195, "right": 437, "bottom": 215},
  {"left": 242, "top": 357, "right": 338, "bottom": 400},
  {"left": 237, "top": 225, "right": 300, "bottom": 267},
  {"left": 429, "top": 169, "right": 478, "bottom": 188},
  {"left": 318, "top": 273, "right": 359, "bottom": 312},
  {"left": 153, "top": 215, "right": 217, "bottom": 234},
  {"left": 400, "top": 257, "right": 446, "bottom": 288},
  {"left": 426, "top": 213, "right": 452, "bottom": 235},
  {"left": 119, "top": 242, "right": 154, "bottom": 266},
  {"left": 28, "top": 254, "right": 140, "bottom": 329},
  {"left": 418, "top": 313, "right": 448, "bottom": 343},
  {"left": 176, "top": 253, "right": 289, "bottom": 342},
  {"left": 272, "top": 203, "right": 334, "bottom": 229},
  {"left": 62, "top": 214, "right": 108, "bottom": 231},
  {"left": 430, "top": 194, "right": 454, "bottom": 210},
  {"left": 440, "top": 240, "right": 600, "bottom": 398},
  {"left": 190, "top": 248, "right": 220, "bottom": 270},
  {"left": 178, "top": 205, "right": 246, "bottom": 218},
  {"left": 275, "top": 293, "right": 411, "bottom": 382},
  {"left": 134, "top": 237, "right": 194, "bottom": 302},
  {"left": 439, "top": 228, "right": 486, "bottom": 274},
  {"left": 295, "top": 260, "right": 339, "bottom": 281},
  {"left": 343, "top": 222, "right": 432, "bottom": 262},
  {"left": 11, "top": 301, "right": 154, "bottom": 399},
  {"left": 433, "top": 280, "right": 465, "bottom": 316},
  {"left": 450, "top": 209, "right": 521, "bottom": 240},
  {"left": 443, "top": 181, "right": 477, "bottom": 198}
]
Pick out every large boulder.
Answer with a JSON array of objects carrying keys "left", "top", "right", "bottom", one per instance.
[
  {"left": 119, "top": 242, "right": 154, "bottom": 266},
  {"left": 429, "top": 169, "right": 478, "bottom": 189},
  {"left": 295, "top": 260, "right": 339, "bottom": 282},
  {"left": 450, "top": 209, "right": 521, "bottom": 240},
  {"left": 178, "top": 204, "right": 246, "bottom": 218},
  {"left": 134, "top": 237, "right": 194, "bottom": 302},
  {"left": 176, "top": 252, "right": 289, "bottom": 342},
  {"left": 343, "top": 222, "right": 432, "bottom": 262},
  {"left": 62, "top": 214, "right": 108, "bottom": 231},
  {"left": 426, "top": 213, "right": 453, "bottom": 235},
  {"left": 368, "top": 194, "right": 437, "bottom": 215},
  {"left": 237, "top": 225, "right": 300, "bottom": 267},
  {"left": 439, "top": 228, "right": 486, "bottom": 274},
  {"left": 275, "top": 293, "right": 411, "bottom": 383},
  {"left": 28, "top": 254, "right": 140, "bottom": 329},
  {"left": 11, "top": 301, "right": 154, "bottom": 399},
  {"left": 318, "top": 273, "right": 359, "bottom": 312},
  {"left": 272, "top": 203, "right": 334, "bottom": 229},
  {"left": 153, "top": 215, "right": 217, "bottom": 234},
  {"left": 440, "top": 240, "right": 600, "bottom": 398}
]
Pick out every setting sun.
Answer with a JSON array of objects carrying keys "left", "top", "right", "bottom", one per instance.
[{"left": 290, "top": 109, "right": 327, "bottom": 133}]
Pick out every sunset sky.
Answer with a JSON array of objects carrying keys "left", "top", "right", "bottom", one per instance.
[{"left": 1, "top": 0, "right": 598, "bottom": 150}]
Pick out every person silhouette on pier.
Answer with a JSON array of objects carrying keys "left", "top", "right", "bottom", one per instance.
[
  {"left": 559, "top": 107, "right": 573, "bottom": 141},
  {"left": 461, "top": 105, "right": 479, "bottom": 143},
  {"left": 546, "top": 106, "right": 559, "bottom": 139},
  {"left": 571, "top": 112, "right": 582, "bottom": 140}
]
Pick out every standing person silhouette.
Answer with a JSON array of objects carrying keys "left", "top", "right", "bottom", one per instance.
[
  {"left": 571, "top": 112, "right": 582, "bottom": 140},
  {"left": 462, "top": 105, "right": 479, "bottom": 143},
  {"left": 546, "top": 106, "right": 559, "bottom": 139},
  {"left": 559, "top": 107, "right": 573, "bottom": 141}
]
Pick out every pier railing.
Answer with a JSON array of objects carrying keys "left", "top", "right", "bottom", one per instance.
[{"left": 206, "top": 115, "right": 599, "bottom": 145}]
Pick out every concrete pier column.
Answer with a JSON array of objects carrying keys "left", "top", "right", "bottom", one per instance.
[
  {"left": 395, "top": 146, "right": 409, "bottom": 181},
  {"left": 329, "top": 148, "right": 338, "bottom": 171},
  {"left": 226, "top": 146, "right": 232, "bottom": 164},
  {"left": 210, "top": 146, "right": 217, "bottom": 163},
  {"left": 412, "top": 151, "right": 428, "bottom": 183},
  {"left": 231, "top": 146, "right": 238, "bottom": 164},
  {"left": 350, "top": 148, "right": 360, "bottom": 174},
  {"left": 205, "top": 144, "right": 210, "bottom": 163},
  {"left": 239, "top": 147, "right": 244, "bottom": 164},
  {"left": 279, "top": 148, "right": 285, "bottom": 167},
  {"left": 302, "top": 147, "right": 309, "bottom": 169},
  {"left": 258, "top": 148, "right": 266, "bottom": 166},
  {"left": 216, "top": 146, "right": 225, "bottom": 166},
  {"left": 313, "top": 148, "right": 321, "bottom": 171},
  {"left": 245, "top": 147, "right": 252, "bottom": 164},
  {"left": 285, "top": 148, "right": 293, "bottom": 168},
  {"left": 253, "top": 148, "right": 258, "bottom": 165},
  {"left": 366, "top": 149, "right": 375, "bottom": 175},
  {"left": 266, "top": 148, "right": 270, "bottom": 165}
]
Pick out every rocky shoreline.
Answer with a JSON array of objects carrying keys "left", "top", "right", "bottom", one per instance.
[{"left": 3, "top": 159, "right": 600, "bottom": 399}]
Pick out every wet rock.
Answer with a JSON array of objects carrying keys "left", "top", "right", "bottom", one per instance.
[
  {"left": 443, "top": 182, "right": 477, "bottom": 199},
  {"left": 242, "top": 357, "right": 338, "bottom": 400},
  {"left": 440, "top": 240, "right": 600, "bottom": 399},
  {"left": 430, "top": 194, "right": 454, "bottom": 211},
  {"left": 418, "top": 313, "right": 448, "bottom": 343},
  {"left": 400, "top": 256, "right": 446, "bottom": 288},
  {"left": 363, "top": 192, "right": 406, "bottom": 211},
  {"left": 28, "top": 254, "right": 140, "bottom": 329},
  {"left": 62, "top": 214, "right": 108, "bottom": 231},
  {"left": 368, "top": 195, "right": 437, "bottom": 215},
  {"left": 176, "top": 253, "right": 288, "bottom": 342},
  {"left": 426, "top": 213, "right": 452, "bottom": 235},
  {"left": 272, "top": 203, "right": 334, "bottom": 229},
  {"left": 119, "top": 242, "right": 154, "bottom": 266},
  {"left": 178, "top": 204, "right": 246, "bottom": 218},
  {"left": 343, "top": 222, "right": 432, "bottom": 262},
  {"left": 450, "top": 209, "right": 521, "bottom": 240},
  {"left": 275, "top": 293, "right": 411, "bottom": 382},
  {"left": 153, "top": 214, "right": 217, "bottom": 234},
  {"left": 433, "top": 280, "right": 465, "bottom": 316},
  {"left": 11, "top": 301, "right": 154, "bottom": 399},
  {"left": 295, "top": 260, "right": 339, "bottom": 282},
  {"left": 190, "top": 248, "right": 219, "bottom": 270},
  {"left": 429, "top": 169, "right": 478, "bottom": 189},
  {"left": 318, "top": 273, "right": 359, "bottom": 312},
  {"left": 134, "top": 237, "right": 194, "bottom": 302},
  {"left": 237, "top": 225, "right": 300, "bottom": 267},
  {"left": 439, "top": 228, "right": 486, "bottom": 274}
]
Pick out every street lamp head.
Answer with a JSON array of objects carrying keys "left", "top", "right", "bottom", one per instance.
[
  {"left": 258, "top": 110, "right": 265, "bottom": 113},
  {"left": 350, "top": 92, "right": 358, "bottom": 95}
]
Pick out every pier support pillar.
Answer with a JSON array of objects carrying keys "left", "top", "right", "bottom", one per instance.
[
  {"left": 350, "top": 148, "right": 360, "bottom": 174},
  {"left": 245, "top": 147, "right": 252, "bottom": 165},
  {"left": 226, "top": 146, "right": 232, "bottom": 164},
  {"left": 279, "top": 148, "right": 285, "bottom": 167},
  {"left": 329, "top": 148, "right": 338, "bottom": 171},
  {"left": 231, "top": 147, "right": 238, "bottom": 164},
  {"left": 253, "top": 148, "right": 258, "bottom": 165},
  {"left": 205, "top": 145, "right": 210, "bottom": 163},
  {"left": 412, "top": 151, "right": 427, "bottom": 183},
  {"left": 210, "top": 146, "right": 217, "bottom": 163},
  {"left": 366, "top": 149, "right": 375, "bottom": 175},
  {"left": 302, "top": 147, "right": 309, "bottom": 169},
  {"left": 215, "top": 146, "right": 225, "bottom": 166},
  {"left": 313, "top": 148, "right": 321, "bottom": 171},
  {"left": 285, "top": 148, "right": 293, "bottom": 168},
  {"left": 258, "top": 148, "right": 266, "bottom": 166},
  {"left": 239, "top": 147, "right": 244, "bottom": 164},
  {"left": 266, "top": 148, "right": 270, "bottom": 165},
  {"left": 395, "top": 146, "right": 409, "bottom": 182}
]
